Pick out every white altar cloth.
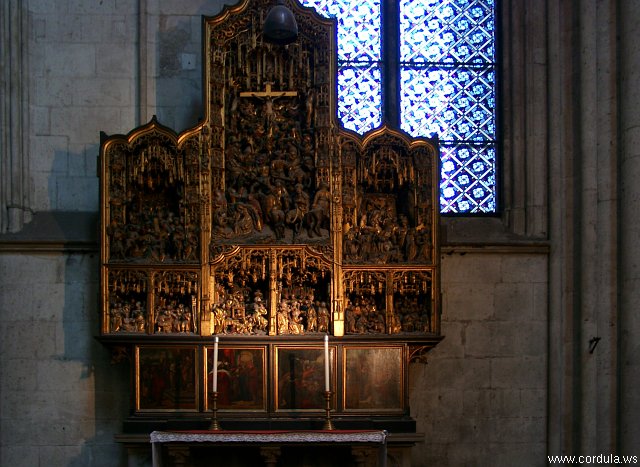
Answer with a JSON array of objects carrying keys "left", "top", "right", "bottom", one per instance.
[{"left": 150, "top": 430, "right": 388, "bottom": 466}]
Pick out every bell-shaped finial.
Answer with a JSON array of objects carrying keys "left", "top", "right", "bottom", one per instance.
[{"left": 263, "top": 0, "right": 298, "bottom": 45}]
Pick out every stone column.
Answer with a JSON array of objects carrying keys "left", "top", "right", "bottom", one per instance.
[
  {"left": 547, "top": 0, "right": 582, "bottom": 455},
  {"left": 547, "top": 0, "right": 620, "bottom": 457},
  {"left": 501, "top": 0, "right": 548, "bottom": 238},
  {"left": 619, "top": 0, "right": 640, "bottom": 454},
  {"left": 1, "top": 0, "right": 32, "bottom": 233}
]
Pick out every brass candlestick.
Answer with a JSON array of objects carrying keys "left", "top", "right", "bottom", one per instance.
[
  {"left": 323, "top": 390, "right": 335, "bottom": 430},
  {"left": 209, "top": 391, "right": 221, "bottom": 430}
]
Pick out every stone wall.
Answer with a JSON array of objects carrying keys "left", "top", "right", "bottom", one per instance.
[
  {"left": 0, "top": 250, "right": 130, "bottom": 466},
  {"left": 26, "top": 0, "right": 209, "bottom": 215},
  {"left": 411, "top": 252, "right": 547, "bottom": 466}
]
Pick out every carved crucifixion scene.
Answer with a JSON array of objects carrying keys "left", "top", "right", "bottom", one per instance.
[{"left": 206, "top": 3, "right": 334, "bottom": 246}]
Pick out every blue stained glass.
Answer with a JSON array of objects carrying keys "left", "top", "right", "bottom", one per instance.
[
  {"left": 401, "top": 0, "right": 496, "bottom": 213},
  {"left": 299, "top": 0, "right": 381, "bottom": 61},
  {"left": 338, "top": 64, "right": 382, "bottom": 133},
  {"left": 401, "top": 67, "right": 495, "bottom": 142},
  {"left": 400, "top": 0, "right": 495, "bottom": 64},
  {"left": 439, "top": 144, "right": 496, "bottom": 213},
  {"left": 300, "top": 0, "right": 498, "bottom": 213},
  {"left": 299, "top": 0, "right": 383, "bottom": 134}
]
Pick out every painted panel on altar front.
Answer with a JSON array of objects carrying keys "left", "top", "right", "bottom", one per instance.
[
  {"left": 205, "top": 346, "right": 266, "bottom": 412},
  {"left": 343, "top": 346, "right": 403, "bottom": 412},
  {"left": 136, "top": 346, "right": 198, "bottom": 412},
  {"left": 275, "top": 346, "right": 336, "bottom": 412}
]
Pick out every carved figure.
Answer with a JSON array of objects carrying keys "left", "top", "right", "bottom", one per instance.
[
  {"left": 345, "top": 302, "right": 357, "bottom": 334},
  {"left": 110, "top": 303, "right": 124, "bottom": 332},
  {"left": 156, "top": 307, "right": 174, "bottom": 333},
  {"left": 212, "top": 299, "right": 227, "bottom": 334},
  {"left": 304, "top": 87, "right": 315, "bottom": 128},
  {"left": 304, "top": 182, "right": 330, "bottom": 237},
  {"left": 288, "top": 297, "right": 304, "bottom": 334},
  {"left": 252, "top": 292, "right": 268, "bottom": 332},
  {"left": 277, "top": 304, "right": 289, "bottom": 335},
  {"left": 286, "top": 183, "right": 309, "bottom": 235},
  {"left": 178, "top": 304, "right": 192, "bottom": 333},
  {"left": 133, "top": 302, "right": 146, "bottom": 332},
  {"left": 121, "top": 305, "right": 136, "bottom": 332},
  {"left": 311, "top": 182, "right": 330, "bottom": 217},
  {"left": 317, "top": 302, "right": 329, "bottom": 333},
  {"left": 306, "top": 298, "right": 317, "bottom": 332}
]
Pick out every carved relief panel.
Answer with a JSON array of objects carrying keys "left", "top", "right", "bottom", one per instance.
[
  {"left": 338, "top": 129, "right": 438, "bottom": 338},
  {"left": 205, "top": 0, "right": 335, "bottom": 247},
  {"left": 100, "top": 121, "right": 206, "bottom": 335},
  {"left": 210, "top": 246, "right": 332, "bottom": 337}
]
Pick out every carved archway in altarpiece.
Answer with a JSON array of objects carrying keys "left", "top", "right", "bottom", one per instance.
[{"left": 98, "top": 0, "right": 442, "bottom": 426}]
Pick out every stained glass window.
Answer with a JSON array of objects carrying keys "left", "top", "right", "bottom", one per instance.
[
  {"left": 299, "top": 0, "right": 497, "bottom": 213},
  {"left": 300, "top": 0, "right": 383, "bottom": 133}
]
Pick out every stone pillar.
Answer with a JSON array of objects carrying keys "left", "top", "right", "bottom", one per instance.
[
  {"left": 1, "top": 0, "right": 32, "bottom": 233},
  {"left": 589, "top": 1, "right": 620, "bottom": 455},
  {"left": 619, "top": 0, "right": 640, "bottom": 454},
  {"left": 547, "top": 0, "right": 582, "bottom": 455},
  {"left": 501, "top": 0, "right": 548, "bottom": 238},
  {"left": 547, "top": 0, "right": 620, "bottom": 457}
]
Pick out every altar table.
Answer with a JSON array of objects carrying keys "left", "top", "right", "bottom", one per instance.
[{"left": 150, "top": 430, "right": 388, "bottom": 467}]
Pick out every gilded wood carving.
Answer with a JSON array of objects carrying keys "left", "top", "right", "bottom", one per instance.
[{"left": 99, "top": 0, "right": 440, "bottom": 349}]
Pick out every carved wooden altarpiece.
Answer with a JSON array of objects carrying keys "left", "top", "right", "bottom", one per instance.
[{"left": 98, "top": 0, "right": 442, "bottom": 433}]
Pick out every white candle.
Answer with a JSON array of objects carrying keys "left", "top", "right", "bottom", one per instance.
[
  {"left": 213, "top": 336, "right": 219, "bottom": 392},
  {"left": 324, "top": 334, "right": 330, "bottom": 392}
]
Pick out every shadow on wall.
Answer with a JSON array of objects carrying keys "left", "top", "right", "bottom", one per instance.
[
  {"left": 32, "top": 177, "right": 132, "bottom": 466},
  {"left": 37, "top": 203, "right": 133, "bottom": 466},
  {"left": 65, "top": 4, "right": 221, "bottom": 465},
  {"left": 64, "top": 250, "right": 132, "bottom": 467},
  {"left": 44, "top": 145, "right": 132, "bottom": 465},
  {"left": 154, "top": 13, "right": 206, "bottom": 132},
  {"left": 48, "top": 147, "right": 100, "bottom": 212}
]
